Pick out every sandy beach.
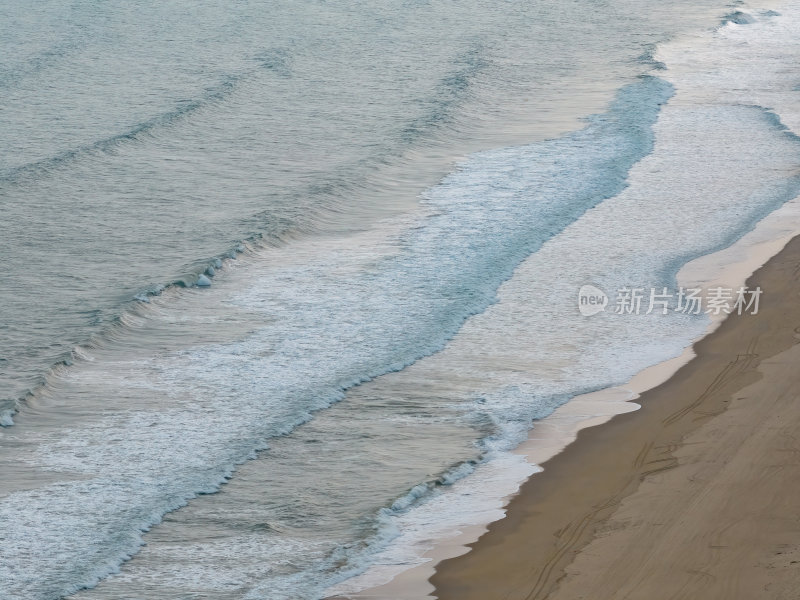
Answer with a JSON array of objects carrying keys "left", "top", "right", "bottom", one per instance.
[{"left": 431, "top": 235, "right": 800, "bottom": 599}]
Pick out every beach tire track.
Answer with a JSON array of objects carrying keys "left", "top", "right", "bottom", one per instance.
[
  {"left": 662, "top": 335, "right": 760, "bottom": 427},
  {"left": 524, "top": 510, "right": 598, "bottom": 600},
  {"left": 633, "top": 441, "right": 653, "bottom": 468},
  {"left": 523, "top": 491, "right": 633, "bottom": 600}
]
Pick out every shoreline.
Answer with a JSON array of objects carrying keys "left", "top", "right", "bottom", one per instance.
[
  {"left": 428, "top": 238, "right": 800, "bottom": 598},
  {"left": 324, "top": 192, "right": 800, "bottom": 600}
]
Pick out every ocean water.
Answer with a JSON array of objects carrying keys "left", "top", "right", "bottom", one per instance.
[{"left": 1, "top": 1, "right": 798, "bottom": 599}]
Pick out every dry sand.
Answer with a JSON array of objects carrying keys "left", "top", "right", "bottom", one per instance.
[{"left": 431, "top": 235, "right": 800, "bottom": 600}]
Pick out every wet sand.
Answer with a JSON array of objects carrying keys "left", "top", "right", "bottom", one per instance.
[{"left": 431, "top": 235, "right": 800, "bottom": 600}]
